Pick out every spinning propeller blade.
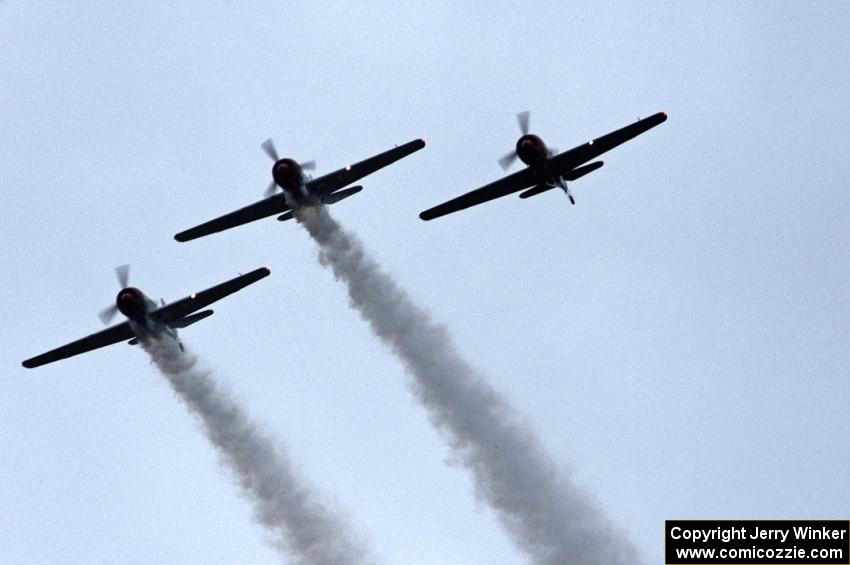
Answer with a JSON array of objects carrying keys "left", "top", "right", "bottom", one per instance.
[
  {"left": 115, "top": 264, "right": 130, "bottom": 288},
  {"left": 517, "top": 111, "right": 530, "bottom": 135},
  {"left": 498, "top": 150, "right": 518, "bottom": 171},
  {"left": 261, "top": 138, "right": 279, "bottom": 161},
  {"left": 98, "top": 304, "right": 119, "bottom": 325}
]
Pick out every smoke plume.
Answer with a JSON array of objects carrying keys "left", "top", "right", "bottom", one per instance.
[
  {"left": 297, "top": 206, "right": 639, "bottom": 565},
  {"left": 143, "top": 337, "right": 369, "bottom": 565}
]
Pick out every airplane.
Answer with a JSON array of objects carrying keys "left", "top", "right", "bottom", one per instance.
[
  {"left": 174, "top": 137, "right": 426, "bottom": 241},
  {"left": 419, "top": 111, "right": 667, "bottom": 220},
  {"left": 21, "top": 265, "right": 271, "bottom": 369}
]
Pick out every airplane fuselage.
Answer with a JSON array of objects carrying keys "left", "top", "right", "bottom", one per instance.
[
  {"left": 116, "top": 287, "right": 148, "bottom": 319},
  {"left": 272, "top": 158, "right": 304, "bottom": 191},
  {"left": 515, "top": 133, "right": 575, "bottom": 202},
  {"left": 516, "top": 134, "right": 549, "bottom": 169},
  {"left": 271, "top": 158, "right": 316, "bottom": 206},
  {"left": 115, "top": 287, "right": 178, "bottom": 342}
]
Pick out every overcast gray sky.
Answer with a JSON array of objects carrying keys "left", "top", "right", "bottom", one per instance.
[{"left": 2, "top": 2, "right": 848, "bottom": 564}]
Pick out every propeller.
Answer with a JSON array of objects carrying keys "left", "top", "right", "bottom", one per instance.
[
  {"left": 261, "top": 138, "right": 317, "bottom": 196},
  {"left": 262, "top": 139, "right": 316, "bottom": 170},
  {"left": 98, "top": 264, "right": 130, "bottom": 325},
  {"left": 497, "top": 111, "right": 531, "bottom": 170}
]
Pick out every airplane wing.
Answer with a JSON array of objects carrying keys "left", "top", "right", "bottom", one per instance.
[
  {"left": 548, "top": 112, "right": 667, "bottom": 175},
  {"left": 174, "top": 193, "right": 289, "bottom": 242},
  {"left": 419, "top": 167, "right": 538, "bottom": 221},
  {"left": 151, "top": 266, "right": 271, "bottom": 325},
  {"left": 22, "top": 322, "right": 135, "bottom": 368},
  {"left": 308, "top": 138, "right": 426, "bottom": 197}
]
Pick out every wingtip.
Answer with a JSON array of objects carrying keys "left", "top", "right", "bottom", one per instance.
[
  {"left": 247, "top": 266, "right": 272, "bottom": 278},
  {"left": 22, "top": 360, "right": 35, "bottom": 369},
  {"left": 174, "top": 233, "right": 188, "bottom": 242},
  {"left": 419, "top": 211, "right": 433, "bottom": 221}
]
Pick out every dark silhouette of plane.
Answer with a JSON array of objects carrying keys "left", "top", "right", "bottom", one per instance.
[
  {"left": 175, "top": 137, "right": 425, "bottom": 241},
  {"left": 419, "top": 111, "right": 666, "bottom": 220},
  {"left": 22, "top": 265, "right": 270, "bottom": 368}
]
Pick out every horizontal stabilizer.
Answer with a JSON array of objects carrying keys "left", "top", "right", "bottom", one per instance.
[
  {"left": 519, "top": 184, "right": 555, "bottom": 199},
  {"left": 277, "top": 211, "right": 295, "bottom": 222},
  {"left": 565, "top": 160, "right": 603, "bottom": 181},
  {"left": 171, "top": 309, "right": 214, "bottom": 328},
  {"left": 322, "top": 185, "right": 363, "bottom": 205}
]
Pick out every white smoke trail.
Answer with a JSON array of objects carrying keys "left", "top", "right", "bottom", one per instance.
[
  {"left": 143, "top": 337, "right": 369, "bottom": 565},
  {"left": 297, "top": 206, "right": 639, "bottom": 565}
]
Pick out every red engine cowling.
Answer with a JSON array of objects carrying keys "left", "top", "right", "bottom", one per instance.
[
  {"left": 272, "top": 158, "right": 304, "bottom": 192},
  {"left": 515, "top": 134, "right": 548, "bottom": 167},
  {"left": 116, "top": 287, "right": 146, "bottom": 320}
]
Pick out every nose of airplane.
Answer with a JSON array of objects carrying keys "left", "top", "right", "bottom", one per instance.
[{"left": 116, "top": 288, "right": 146, "bottom": 319}]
